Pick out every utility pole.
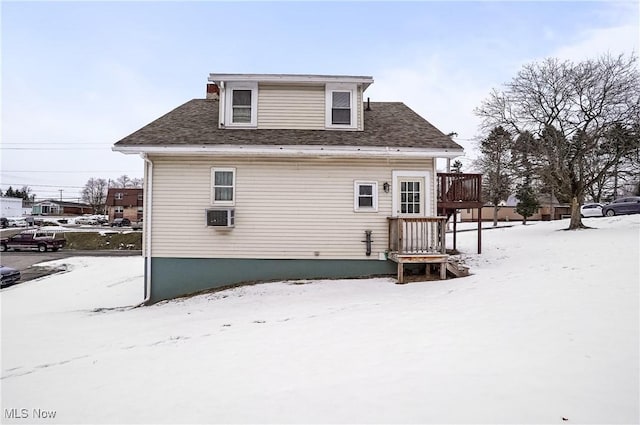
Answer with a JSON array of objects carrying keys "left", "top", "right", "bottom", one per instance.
[{"left": 59, "top": 189, "right": 63, "bottom": 201}]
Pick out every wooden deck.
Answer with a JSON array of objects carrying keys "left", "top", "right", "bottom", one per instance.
[
  {"left": 386, "top": 173, "right": 483, "bottom": 283},
  {"left": 437, "top": 172, "right": 484, "bottom": 211},
  {"left": 437, "top": 172, "right": 484, "bottom": 254},
  {"left": 387, "top": 217, "right": 449, "bottom": 283}
]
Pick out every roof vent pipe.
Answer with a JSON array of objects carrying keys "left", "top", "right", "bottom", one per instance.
[{"left": 366, "top": 97, "right": 371, "bottom": 111}]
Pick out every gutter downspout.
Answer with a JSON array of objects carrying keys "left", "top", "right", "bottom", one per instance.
[{"left": 141, "top": 154, "right": 153, "bottom": 304}]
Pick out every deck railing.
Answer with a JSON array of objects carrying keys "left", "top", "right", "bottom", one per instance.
[
  {"left": 388, "top": 217, "right": 447, "bottom": 255},
  {"left": 437, "top": 173, "right": 482, "bottom": 205}
]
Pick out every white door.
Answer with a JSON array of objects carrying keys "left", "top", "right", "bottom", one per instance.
[{"left": 392, "top": 171, "right": 431, "bottom": 217}]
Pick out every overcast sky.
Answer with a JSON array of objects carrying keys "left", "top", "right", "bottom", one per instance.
[{"left": 2, "top": 1, "right": 638, "bottom": 202}]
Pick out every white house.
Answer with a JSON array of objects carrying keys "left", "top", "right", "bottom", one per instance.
[
  {"left": 113, "top": 73, "right": 476, "bottom": 303},
  {"left": 0, "top": 196, "right": 25, "bottom": 218}
]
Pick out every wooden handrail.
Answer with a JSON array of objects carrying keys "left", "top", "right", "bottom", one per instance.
[
  {"left": 388, "top": 217, "right": 447, "bottom": 255},
  {"left": 437, "top": 173, "right": 482, "bottom": 203}
]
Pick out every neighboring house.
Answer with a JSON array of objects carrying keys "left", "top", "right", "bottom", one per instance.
[
  {"left": 0, "top": 196, "right": 24, "bottom": 218},
  {"left": 460, "top": 193, "right": 571, "bottom": 222},
  {"left": 105, "top": 188, "right": 144, "bottom": 222},
  {"left": 113, "top": 72, "right": 478, "bottom": 303},
  {"left": 32, "top": 200, "right": 94, "bottom": 216}
]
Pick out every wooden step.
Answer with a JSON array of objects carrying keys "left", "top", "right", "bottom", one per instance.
[{"left": 446, "top": 260, "right": 470, "bottom": 278}]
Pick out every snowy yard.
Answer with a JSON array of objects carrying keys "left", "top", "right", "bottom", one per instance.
[{"left": 1, "top": 216, "right": 638, "bottom": 424}]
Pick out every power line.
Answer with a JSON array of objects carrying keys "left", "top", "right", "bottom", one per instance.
[
  {"left": 1, "top": 183, "right": 85, "bottom": 189},
  {"left": 1, "top": 147, "right": 112, "bottom": 151},
  {"left": 2, "top": 142, "right": 111, "bottom": 145},
  {"left": 2, "top": 170, "right": 140, "bottom": 173}
]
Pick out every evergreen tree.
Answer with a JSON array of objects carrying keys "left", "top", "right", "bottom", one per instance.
[
  {"left": 477, "top": 126, "right": 513, "bottom": 226},
  {"left": 515, "top": 179, "right": 540, "bottom": 225},
  {"left": 14, "top": 186, "right": 34, "bottom": 201}
]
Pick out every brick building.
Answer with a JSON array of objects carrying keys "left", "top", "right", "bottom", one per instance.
[{"left": 105, "top": 188, "right": 143, "bottom": 222}]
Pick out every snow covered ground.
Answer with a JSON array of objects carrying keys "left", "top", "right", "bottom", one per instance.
[{"left": 1, "top": 216, "right": 638, "bottom": 424}]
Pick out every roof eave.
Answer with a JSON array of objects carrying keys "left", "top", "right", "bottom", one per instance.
[
  {"left": 208, "top": 73, "right": 374, "bottom": 91},
  {"left": 112, "top": 144, "right": 463, "bottom": 159}
]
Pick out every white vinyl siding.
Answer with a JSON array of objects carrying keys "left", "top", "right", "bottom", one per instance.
[
  {"left": 148, "top": 156, "right": 436, "bottom": 259},
  {"left": 257, "top": 84, "right": 325, "bottom": 129}
]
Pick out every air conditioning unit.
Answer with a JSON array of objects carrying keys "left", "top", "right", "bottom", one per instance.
[{"left": 206, "top": 208, "right": 235, "bottom": 227}]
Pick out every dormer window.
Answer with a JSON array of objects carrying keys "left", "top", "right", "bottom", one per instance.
[
  {"left": 332, "top": 92, "right": 351, "bottom": 125},
  {"left": 232, "top": 90, "right": 252, "bottom": 123},
  {"left": 325, "top": 83, "right": 357, "bottom": 129},
  {"left": 224, "top": 82, "right": 258, "bottom": 127}
]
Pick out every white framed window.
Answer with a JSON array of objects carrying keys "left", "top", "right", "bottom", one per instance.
[
  {"left": 114, "top": 206, "right": 124, "bottom": 214},
  {"left": 325, "top": 83, "right": 357, "bottom": 129},
  {"left": 211, "top": 168, "right": 236, "bottom": 206},
  {"left": 224, "top": 83, "right": 257, "bottom": 127},
  {"left": 115, "top": 192, "right": 123, "bottom": 200},
  {"left": 354, "top": 181, "right": 378, "bottom": 212}
]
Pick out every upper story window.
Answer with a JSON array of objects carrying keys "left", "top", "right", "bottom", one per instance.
[
  {"left": 115, "top": 192, "right": 123, "bottom": 200},
  {"left": 211, "top": 167, "right": 236, "bottom": 206},
  {"left": 232, "top": 90, "right": 252, "bottom": 123},
  {"left": 224, "top": 83, "right": 257, "bottom": 127},
  {"left": 332, "top": 92, "right": 351, "bottom": 125},
  {"left": 325, "top": 83, "right": 357, "bottom": 129}
]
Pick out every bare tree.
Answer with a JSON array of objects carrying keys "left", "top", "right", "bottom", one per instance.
[
  {"left": 81, "top": 178, "right": 109, "bottom": 214},
  {"left": 110, "top": 175, "right": 143, "bottom": 189},
  {"left": 476, "top": 54, "right": 640, "bottom": 229},
  {"left": 115, "top": 175, "right": 132, "bottom": 188}
]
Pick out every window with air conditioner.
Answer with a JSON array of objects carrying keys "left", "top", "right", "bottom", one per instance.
[{"left": 206, "top": 208, "right": 235, "bottom": 227}]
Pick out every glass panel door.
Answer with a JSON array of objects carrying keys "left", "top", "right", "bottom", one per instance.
[{"left": 398, "top": 178, "right": 424, "bottom": 215}]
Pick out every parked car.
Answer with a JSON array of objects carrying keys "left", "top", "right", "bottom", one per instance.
[
  {"left": 111, "top": 218, "right": 131, "bottom": 227},
  {"left": 601, "top": 196, "right": 640, "bottom": 217},
  {"left": 0, "top": 231, "right": 66, "bottom": 253},
  {"left": 6, "top": 218, "right": 28, "bottom": 227},
  {"left": 0, "top": 265, "right": 21, "bottom": 288},
  {"left": 75, "top": 215, "right": 100, "bottom": 225},
  {"left": 0, "top": 217, "right": 7, "bottom": 228},
  {"left": 580, "top": 203, "right": 604, "bottom": 218}
]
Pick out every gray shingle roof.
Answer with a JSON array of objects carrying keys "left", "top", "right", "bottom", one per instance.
[{"left": 114, "top": 99, "right": 463, "bottom": 151}]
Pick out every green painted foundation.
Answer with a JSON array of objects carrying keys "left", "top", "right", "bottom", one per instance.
[{"left": 146, "top": 257, "right": 397, "bottom": 303}]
